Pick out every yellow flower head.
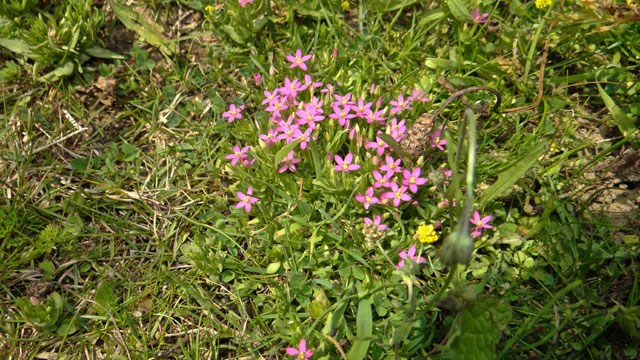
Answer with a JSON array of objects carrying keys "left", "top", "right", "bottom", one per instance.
[
  {"left": 204, "top": 5, "right": 214, "bottom": 17},
  {"left": 535, "top": 0, "right": 552, "bottom": 9},
  {"left": 341, "top": 1, "right": 350, "bottom": 11},
  {"left": 416, "top": 224, "right": 439, "bottom": 244}
]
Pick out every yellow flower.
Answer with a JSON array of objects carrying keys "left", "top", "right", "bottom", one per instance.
[
  {"left": 204, "top": 4, "right": 214, "bottom": 17},
  {"left": 416, "top": 224, "right": 439, "bottom": 244},
  {"left": 341, "top": 1, "right": 350, "bottom": 11},
  {"left": 535, "top": 0, "right": 552, "bottom": 9}
]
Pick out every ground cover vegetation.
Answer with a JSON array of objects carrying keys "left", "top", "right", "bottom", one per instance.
[{"left": 1, "top": 0, "right": 639, "bottom": 359}]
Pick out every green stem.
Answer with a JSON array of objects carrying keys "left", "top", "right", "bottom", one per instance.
[{"left": 423, "top": 264, "right": 457, "bottom": 312}]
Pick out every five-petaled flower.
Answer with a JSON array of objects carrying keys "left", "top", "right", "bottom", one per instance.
[
  {"left": 430, "top": 129, "right": 447, "bottom": 151},
  {"left": 286, "top": 49, "right": 312, "bottom": 71},
  {"left": 235, "top": 186, "right": 259, "bottom": 213},
  {"left": 225, "top": 145, "right": 249, "bottom": 166},
  {"left": 469, "top": 211, "right": 493, "bottom": 238},
  {"left": 402, "top": 168, "right": 428, "bottom": 194},
  {"left": 383, "top": 182, "right": 411, "bottom": 207},
  {"left": 222, "top": 104, "right": 244, "bottom": 123},
  {"left": 355, "top": 186, "right": 379, "bottom": 210},
  {"left": 396, "top": 245, "right": 425, "bottom": 270},
  {"left": 334, "top": 153, "right": 360, "bottom": 172},
  {"left": 279, "top": 150, "right": 301, "bottom": 173},
  {"left": 471, "top": 8, "right": 489, "bottom": 23},
  {"left": 286, "top": 338, "right": 313, "bottom": 360}
]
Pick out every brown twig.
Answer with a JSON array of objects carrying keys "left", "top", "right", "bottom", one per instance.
[{"left": 502, "top": 36, "right": 551, "bottom": 114}]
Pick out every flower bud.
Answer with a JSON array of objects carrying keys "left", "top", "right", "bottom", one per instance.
[
  {"left": 440, "top": 230, "right": 473, "bottom": 266},
  {"left": 253, "top": 73, "right": 262, "bottom": 85}
]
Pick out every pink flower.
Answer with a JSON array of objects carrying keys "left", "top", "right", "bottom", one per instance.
[
  {"left": 372, "top": 170, "right": 392, "bottom": 189},
  {"left": 241, "top": 157, "right": 256, "bottom": 168},
  {"left": 253, "top": 73, "right": 262, "bottom": 85},
  {"left": 430, "top": 129, "right": 447, "bottom": 151},
  {"left": 365, "top": 136, "right": 389, "bottom": 157},
  {"left": 396, "top": 245, "right": 425, "bottom": 269},
  {"left": 262, "top": 89, "right": 279, "bottom": 106},
  {"left": 258, "top": 128, "right": 279, "bottom": 147},
  {"left": 352, "top": 98, "right": 373, "bottom": 118},
  {"left": 297, "top": 128, "right": 314, "bottom": 150},
  {"left": 235, "top": 186, "right": 259, "bottom": 213},
  {"left": 389, "top": 95, "right": 412, "bottom": 114},
  {"left": 402, "top": 168, "right": 428, "bottom": 193},
  {"left": 388, "top": 118, "right": 406, "bottom": 141},
  {"left": 470, "top": 211, "right": 493, "bottom": 229},
  {"left": 355, "top": 186, "right": 379, "bottom": 210},
  {"left": 225, "top": 145, "right": 249, "bottom": 166},
  {"left": 222, "top": 104, "right": 244, "bottom": 123},
  {"left": 281, "top": 77, "right": 307, "bottom": 98},
  {"left": 286, "top": 338, "right": 313, "bottom": 360},
  {"left": 471, "top": 8, "right": 489, "bottom": 23},
  {"left": 304, "top": 74, "right": 323, "bottom": 88},
  {"left": 364, "top": 215, "right": 387, "bottom": 230},
  {"left": 286, "top": 49, "right": 312, "bottom": 71},
  {"left": 379, "top": 154, "right": 402, "bottom": 176},
  {"left": 328, "top": 105, "right": 355, "bottom": 127},
  {"left": 407, "top": 88, "right": 429, "bottom": 102},
  {"left": 238, "top": 0, "right": 255, "bottom": 6},
  {"left": 334, "top": 153, "right": 360, "bottom": 172},
  {"left": 383, "top": 182, "right": 411, "bottom": 207},
  {"left": 333, "top": 93, "right": 355, "bottom": 107},
  {"left": 279, "top": 150, "right": 301, "bottom": 173}
]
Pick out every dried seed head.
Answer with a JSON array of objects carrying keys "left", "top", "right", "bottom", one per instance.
[
  {"left": 400, "top": 112, "right": 434, "bottom": 159},
  {"left": 362, "top": 223, "right": 386, "bottom": 247}
]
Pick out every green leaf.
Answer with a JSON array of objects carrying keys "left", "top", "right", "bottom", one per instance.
[
  {"left": 479, "top": 140, "right": 547, "bottom": 207},
  {"left": 597, "top": 83, "right": 637, "bottom": 139},
  {"left": 121, "top": 143, "right": 141, "bottom": 161},
  {"left": 377, "top": 134, "right": 413, "bottom": 164},
  {"left": 274, "top": 139, "right": 302, "bottom": 167},
  {"left": 0, "top": 38, "right": 37, "bottom": 58},
  {"left": 424, "top": 57, "right": 458, "bottom": 70},
  {"left": 266, "top": 262, "right": 280, "bottom": 274},
  {"left": 38, "top": 61, "right": 75, "bottom": 82},
  {"left": 84, "top": 46, "right": 126, "bottom": 59},
  {"left": 70, "top": 157, "right": 90, "bottom": 171},
  {"left": 56, "top": 318, "right": 78, "bottom": 337},
  {"left": 347, "top": 298, "right": 372, "bottom": 360},
  {"left": 221, "top": 24, "right": 249, "bottom": 45},
  {"left": 94, "top": 283, "right": 117, "bottom": 315},
  {"left": 447, "top": 0, "right": 471, "bottom": 22},
  {"left": 211, "top": 95, "right": 227, "bottom": 114},
  {"left": 446, "top": 297, "right": 512, "bottom": 359}
]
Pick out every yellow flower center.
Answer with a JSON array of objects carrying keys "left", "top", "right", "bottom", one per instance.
[
  {"left": 410, "top": 177, "right": 416, "bottom": 184},
  {"left": 365, "top": 196, "right": 371, "bottom": 202},
  {"left": 343, "top": 164, "right": 349, "bottom": 170}
]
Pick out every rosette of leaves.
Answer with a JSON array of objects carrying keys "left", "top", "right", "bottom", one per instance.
[
  {"left": 15, "top": 292, "right": 64, "bottom": 333},
  {"left": 0, "top": 0, "right": 124, "bottom": 82}
]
